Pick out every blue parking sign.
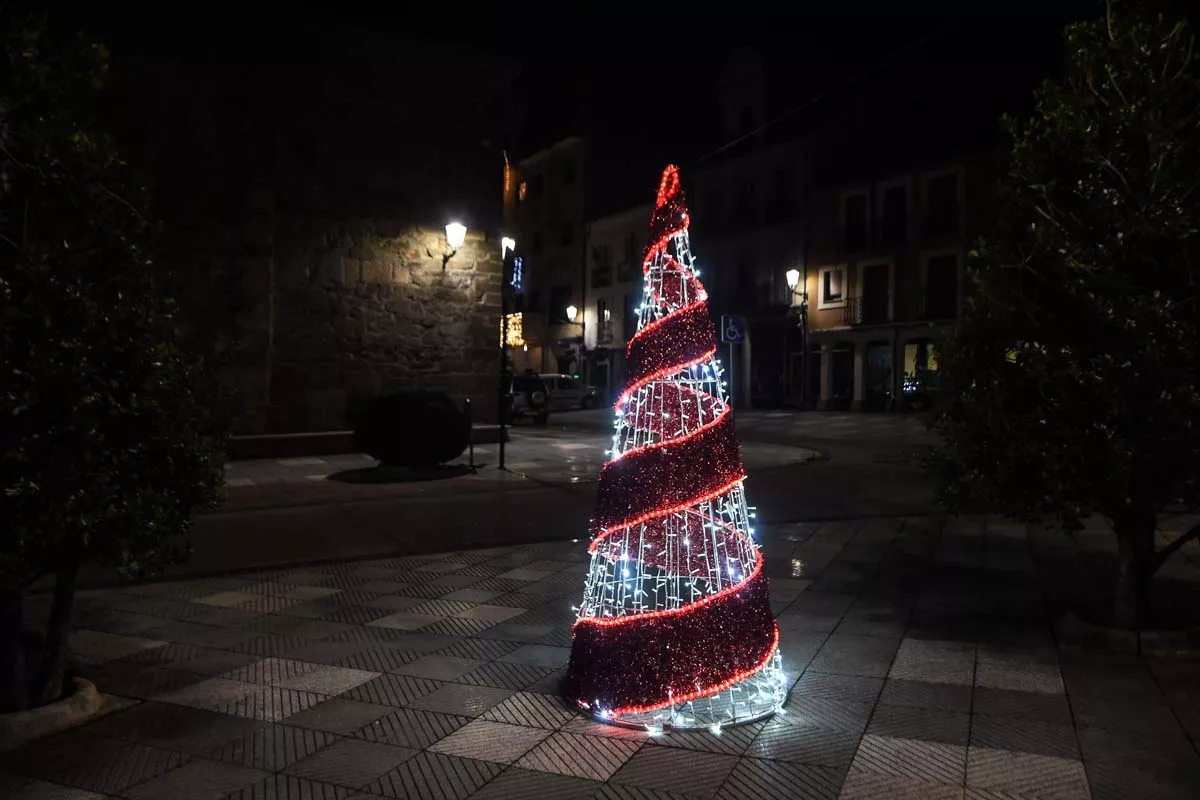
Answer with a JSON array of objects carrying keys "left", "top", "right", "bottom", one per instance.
[{"left": 720, "top": 315, "right": 746, "bottom": 343}]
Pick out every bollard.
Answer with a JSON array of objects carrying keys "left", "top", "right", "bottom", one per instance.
[{"left": 464, "top": 398, "right": 475, "bottom": 472}]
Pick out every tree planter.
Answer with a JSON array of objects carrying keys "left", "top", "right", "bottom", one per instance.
[
  {"left": 0, "top": 678, "right": 103, "bottom": 751},
  {"left": 1058, "top": 613, "right": 1200, "bottom": 658}
]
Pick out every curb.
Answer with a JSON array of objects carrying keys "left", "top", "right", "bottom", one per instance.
[{"left": 0, "top": 678, "right": 104, "bottom": 751}]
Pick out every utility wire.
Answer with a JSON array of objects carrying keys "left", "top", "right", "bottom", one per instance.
[{"left": 688, "top": 11, "right": 976, "bottom": 168}]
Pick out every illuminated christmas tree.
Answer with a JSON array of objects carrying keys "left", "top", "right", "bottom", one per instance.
[{"left": 565, "top": 165, "right": 785, "bottom": 731}]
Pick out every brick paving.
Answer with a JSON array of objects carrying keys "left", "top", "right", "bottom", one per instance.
[{"left": 5, "top": 516, "right": 1200, "bottom": 799}]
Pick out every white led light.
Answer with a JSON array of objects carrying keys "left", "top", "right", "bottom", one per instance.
[{"left": 571, "top": 214, "right": 785, "bottom": 732}]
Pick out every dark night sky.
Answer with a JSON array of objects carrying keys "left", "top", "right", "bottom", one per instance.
[{"left": 76, "top": 0, "right": 1101, "bottom": 167}]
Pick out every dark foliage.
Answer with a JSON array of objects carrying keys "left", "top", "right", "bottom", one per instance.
[
  {"left": 355, "top": 390, "right": 469, "bottom": 467},
  {"left": 0, "top": 13, "right": 226, "bottom": 708},
  {"left": 929, "top": 2, "right": 1200, "bottom": 627}
]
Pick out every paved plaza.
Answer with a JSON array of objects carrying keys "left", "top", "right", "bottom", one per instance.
[
  {"left": 220, "top": 430, "right": 818, "bottom": 490},
  {"left": 5, "top": 516, "right": 1199, "bottom": 799}
]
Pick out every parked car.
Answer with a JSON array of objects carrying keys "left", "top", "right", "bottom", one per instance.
[
  {"left": 902, "top": 370, "right": 941, "bottom": 412},
  {"left": 510, "top": 374, "right": 550, "bottom": 425},
  {"left": 540, "top": 373, "right": 601, "bottom": 410}
]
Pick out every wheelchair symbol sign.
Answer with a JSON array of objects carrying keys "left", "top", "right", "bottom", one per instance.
[{"left": 720, "top": 315, "right": 746, "bottom": 343}]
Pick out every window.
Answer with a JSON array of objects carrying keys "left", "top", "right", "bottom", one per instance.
[
  {"left": 518, "top": 180, "right": 527, "bottom": 201},
  {"left": 738, "top": 105, "right": 756, "bottom": 135},
  {"left": 879, "top": 184, "right": 907, "bottom": 247},
  {"left": 925, "top": 172, "right": 959, "bottom": 237},
  {"left": 703, "top": 191, "right": 723, "bottom": 234},
  {"left": 842, "top": 193, "right": 868, "bottom": 253},
  {"left": 617, "top": 232, "right": 639, "bottom": 283},
  {"left": 529, "top": 172, "right": 544, "bottom": 198},
  {"left": 858, "top": 260, "right": 893, "bottom": 324},
  {"left": 591, "top": 244, "right": 612, "bottom": 288},
  {"left": 765, "top": 167, "right": 794, "bottom": 223},
  {"left": 531, "top": 231, "right": 543, "bottom": 256},
  {"left": 730, "top": 179, "right": 757, "bottom": 229},
  {"left": 735, "top": 253, "right": 756, "bottom": 307},
  {"left": 923, "top": 253, "right": 959, "bottom": 318},
  {"left": 624, "top": 291, "right": 639, "bottom": 336},
  {"left": 818, "top": 265, "right": 847, "bottom": 309},
  {"left": 561, "top": 223, "right": 574, "bottom": 246},
  {"left": 549, "top": 285, "right": 572, "bottom": 323},
  {"left": 557, "top": 376, "right": 578, "bottom": 391},
  {"left": 597, "top": 299, "right": 612, "bottom": 344},
  {"left": 562, "top": 161, "right": 576, "bottom": 184}
]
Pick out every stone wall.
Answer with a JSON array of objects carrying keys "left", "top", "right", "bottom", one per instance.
[{"left": 243, "top": 222, "right": 501, "bottom": 433}]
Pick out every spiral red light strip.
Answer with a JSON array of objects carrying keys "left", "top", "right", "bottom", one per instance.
[{"left": 565, "top": 165, "right": 779, "bottom": 720}]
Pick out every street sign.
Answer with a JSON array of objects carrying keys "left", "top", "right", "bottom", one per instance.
[{"left": 720, "top": 314, "right": 746, "bottom": 343}]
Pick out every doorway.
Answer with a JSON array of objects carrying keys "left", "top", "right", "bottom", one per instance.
[
  {"left": 861, "top": 263, "right": 890, "bottom": 325},
  {"left": 830, "top": 344, "right": 853, "bottom": 410},
  {"left": 865, "top": 342, "right": 892, "bottom": 411}
]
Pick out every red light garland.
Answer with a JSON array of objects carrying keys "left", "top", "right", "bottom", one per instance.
[
  {"left": 574, "top": 558, "right": 765, "bottom": 628},
  {"left": 565, "top": 165, "right": 783, "bottom": 726},
  {"left": 606, "top": 404, "right": 729, "bottom": 464},
  {"left": 616, "top": 347, "right": 717, "bottom": 409},
  {"left": 610, "top": 627, "right": 781, "bottom": 717}
]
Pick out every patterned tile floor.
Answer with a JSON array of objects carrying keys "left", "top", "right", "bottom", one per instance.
[{"left": 5, "top": 516, "right": 1200, "bottom": 799}]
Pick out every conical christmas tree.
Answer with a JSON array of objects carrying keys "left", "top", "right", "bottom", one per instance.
[{"left": 565, "top": 166, "right": 785, "bottom": 730}]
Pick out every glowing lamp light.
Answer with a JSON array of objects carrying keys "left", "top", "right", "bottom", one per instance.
[
  {"left": 566, "top": 304, "right": 579, "bottom": 323},
  {"left": 785, "top": 268, "right": 801, "bottom": 292},
  {"left": 501, "top": 236, "right": 516, "bottom": 258},
  {"left": 445, "top": 222, "right": 467, "bottom": 252}
]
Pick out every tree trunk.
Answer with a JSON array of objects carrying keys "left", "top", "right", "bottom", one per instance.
[
  {"left": 1112, "top": 507, "right": 1157, "bottom": 630},
  {"left": 36, "top": 556, "right": 80, "bottom": 706},
  {"left": 0, "top": 589, "right": 29, "bottom": 712}
]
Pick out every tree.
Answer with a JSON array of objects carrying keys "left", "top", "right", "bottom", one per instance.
[
  {"left": 564, "top": 166, "right": 784, "bottom": 730},
  {"left": 0, "top": 13, "right": 226, "bottom": 710},
  {"left": 929, "top": 1, "right": 1200, "bottom": 629}
]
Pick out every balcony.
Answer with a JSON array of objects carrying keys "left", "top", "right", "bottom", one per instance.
[
  {"left": 917, "top": 288, "right": 958, "bottom": 320},
  {"left": 844, "top": 295, "right": 892, "bottom": 326},
  {"left": 596, "top": 320, "right": 614, "bottom": 345}
]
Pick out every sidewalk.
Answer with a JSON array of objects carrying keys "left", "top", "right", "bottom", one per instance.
[{"left": 6, "top": 516, "right": 1199, "bottom": 799}]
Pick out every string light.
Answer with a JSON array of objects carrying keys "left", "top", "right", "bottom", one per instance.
[{"left": 564, "top": 165, "right": 785, "bottom": 731}]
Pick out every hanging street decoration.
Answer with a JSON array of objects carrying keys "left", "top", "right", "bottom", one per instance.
[{"left": 564, "top": 165, "right": 786, "bottom": 731}]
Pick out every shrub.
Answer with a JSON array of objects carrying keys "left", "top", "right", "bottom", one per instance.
[
  {"left": 355, "top": 390, "right": 469, "bottom": 467},
  {"left": 0, "top": 15, "right": 226, "bottom": 711},
  {"left": 929, "top": 4, "right": 1200, "bottom": 628}
]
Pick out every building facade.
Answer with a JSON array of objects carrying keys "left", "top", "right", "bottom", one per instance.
[
  {"left": 119, "top": 24, "right": 513, "bottom": 433},
  {"left": 507, "top": 138, "right": 589, "bottom": 377},
  {"left": 582, "top": 204, "right": 653, "bottom": 399},
  {"left": 801, "top": 156, "right": 998, "bottom": 410}
]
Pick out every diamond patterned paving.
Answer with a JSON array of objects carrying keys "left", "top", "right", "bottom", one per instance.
[
  {"left": 11, "top": 518, "right": 1200, "bottom": 799},
  {"left": 516, "top": 731, "right": 642, "bottom": 780},
  {"left": 428, "top": 719, "right": 551, "bottom": 764},
  {"left": 716, "top": 758, "right": 843, "bottom": 800},
  {"left": 848, "top": 735, "right": 966, "bottom": 785},
  {"left": 966, "top": 746, "right": 1092, "bottom": 798},
  {"left": 350, "top": 707, "right": 471, "bottom": 749},
  {"left": 610, "top": 746, "right": 739, "bottom": 799},
  {"left": 122, "top": 757, "right": 267, "bottom": 800},
  {"left": 284, "top": 738, "right": 416, "bottom": 788},
  {"left": 364, "top": 751, "right": 503, "bottom": 799},
  {"left": 481, "top": 691, "right": 575, "bottom": 730}
]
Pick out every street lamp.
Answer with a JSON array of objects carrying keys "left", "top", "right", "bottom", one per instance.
[
  {"left": 785, "top": 268, "right": 807, "bottom": 320},
  {"left": 565, "top": 304, "right": 578, "bottom": 323},
  {"left": 436, "top": 221, "right": 467, "bottom": 271},
  {"left": 785, "top": 267, "right": 809, "bottom": 410}
]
